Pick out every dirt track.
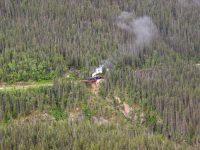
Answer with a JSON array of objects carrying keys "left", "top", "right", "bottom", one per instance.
[{"left": 0, "top": 83, "right": 53, "bottom": 91}]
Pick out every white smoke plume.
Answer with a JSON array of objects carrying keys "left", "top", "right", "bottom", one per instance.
[
  {"left": 92, "top": 65, "right": 103, "bottom": 77},
  {"left": 194, "top": 0, "right": 200, "bottom": 6},
  {"left": 92, "top": 60, "right": 113, "bottom": 77},
  {"left": 116, "top": 11, "right": 158, "bottom": 52},
  {"left": 133, "top": 16, "right": 158, "bottom": 49},
  {"left": 116, "top": 12, "right": 133, "bottom": 32},
  {"left": 178, "top": 0, "right": 200, "bottom": 7},
  {"left": 91, "top": 12, "right": 158, "bottom": 77}
]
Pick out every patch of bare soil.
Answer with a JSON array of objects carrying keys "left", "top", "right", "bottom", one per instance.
[
  {"left": 121, "top": 102, "right": 132, "bottom": 119},
  {"left": 13, "top": 111, "right": 55, "bottom": 124},
  {"left": 88, "top": 79, "right": 104, "bottom": 95},
  {"left": 114, "top": 96, "right": 145, "bottom": 124},
  {"left": 115, "top": 96, "right": 122, "bottom": 104},
  {"left": 68, "top": 107, "right": 84, "bottom": 123},
  {"left": 196, "top": 64, "right": 200, "bottom": 68},
  {"left": 0, "top": 82, "right": 6, "bottom": 86},
  {"left": 92, "top": 116, "right": 109, "bottom": 125}
]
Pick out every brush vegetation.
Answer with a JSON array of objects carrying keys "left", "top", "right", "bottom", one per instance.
[{"left": 0, "top": 0, "right": 200, "bottom": 149}]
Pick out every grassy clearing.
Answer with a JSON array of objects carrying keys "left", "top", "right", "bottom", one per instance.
[{"left": 0, "top": 80, "right": 53, "bottom": 91}]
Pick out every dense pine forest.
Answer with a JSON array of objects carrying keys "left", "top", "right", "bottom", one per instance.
[{"left": 0, "top": 0, "right": 200, "bottom": 149}]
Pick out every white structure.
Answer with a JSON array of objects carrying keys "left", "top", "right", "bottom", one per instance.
[{"left": 92, "top": 65, "right": 104, "bottom": 77}]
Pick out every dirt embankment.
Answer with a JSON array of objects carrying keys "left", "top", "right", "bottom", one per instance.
[
  {"left": 114, "top": 96, "right": 145, "bottom": 123},
  {"left": 87, "top": 79, "right": 104, "bottom": 95},
  {"left": 13, "top": 111, "right": 55, "bottom": 125}
]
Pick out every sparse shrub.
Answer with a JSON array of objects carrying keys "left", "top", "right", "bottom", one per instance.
[{"left": 49, "top": 107, "right": 65, "bottom": 121}]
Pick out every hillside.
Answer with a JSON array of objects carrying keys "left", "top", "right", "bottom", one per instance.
[{"left": 0, "top": 0, "right": 200, "bottom": 149}]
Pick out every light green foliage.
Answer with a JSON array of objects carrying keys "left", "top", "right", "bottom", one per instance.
[
  {"left": 81, "top": 103, "right": 92, "bottom": 119},
  {"left": 98, "top": 82, "right": 107, "bottom": 98},
  {"left": 49, "top": 107, "right": 65, "bottom": 120},
  {"left": 145, "top": 111, "right": 157, "bottom": 125}
]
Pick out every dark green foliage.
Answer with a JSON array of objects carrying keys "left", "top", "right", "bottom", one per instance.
[
  {"left": 0, "top": 0, "right": 199, "bottom": 149},
  {"left": 99, "top": 81, "right": 107, "bottom": 98},
  {"left": 0, "top": 80, "right": 89, "bottom": 122},
  {"left": 106, "top": 64, "right": 200, "bottom": 144},
  {"left": 145, "top": 111, "right": 157, "bottom": 126},
  {"left": 49, "top": 107, "right": 65, "bottom": 120},
  {"left": 0, "top": 0, "right": 199, "bottom": 82},
  {"left": 0, "top": 121, "right": 185, "bottom": 150},
  {"left": 81, "top": 103, "right": 92, "bottom": 120}
]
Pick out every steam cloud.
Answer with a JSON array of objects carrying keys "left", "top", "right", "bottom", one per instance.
[
  {"left": 178, "top": 0, "right": 200, "bottom": 7},
  {"left": 91, "top": 60, "right": 113, "bottom": 77},
  {"left": 133, "top": 16, "right": 158, "bottom": 49},
  {"left": 92, "top": 12, "right": 159, "bottom": 76},
  {"left": 116, "top": 11, "right": 158, "bottom": 52}
]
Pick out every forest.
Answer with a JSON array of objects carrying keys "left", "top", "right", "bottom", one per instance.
[{"left": 0, "top": 0, "right": 200, "bottom": 149}]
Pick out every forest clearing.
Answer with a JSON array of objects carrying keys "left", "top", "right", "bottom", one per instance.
[{"left": 0, "top": 81, "right": 53, "bottom": 91}]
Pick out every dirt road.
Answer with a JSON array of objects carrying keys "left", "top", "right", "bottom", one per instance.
[{"left": 0, "top": 83, "right": 53, "bottom": 91}]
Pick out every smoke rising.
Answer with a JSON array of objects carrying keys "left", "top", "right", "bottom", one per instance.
[
  {"left": 116, "top": 11, "right": 158, "bottom": 52},
  {"left": 133, "top": 16, "right": 158, "bottom": 49},
  {"left": 91, "top": 60, "right": 113, "bottom": 77},
  {"left": 116, "top": 12, "right": 133, "bottom": 32},
  {"left": 178, "top": 0, "right": 200, "bottom": 7},
  {"left": 91, "top": 12, "right": 158, "bottom": 76}
]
